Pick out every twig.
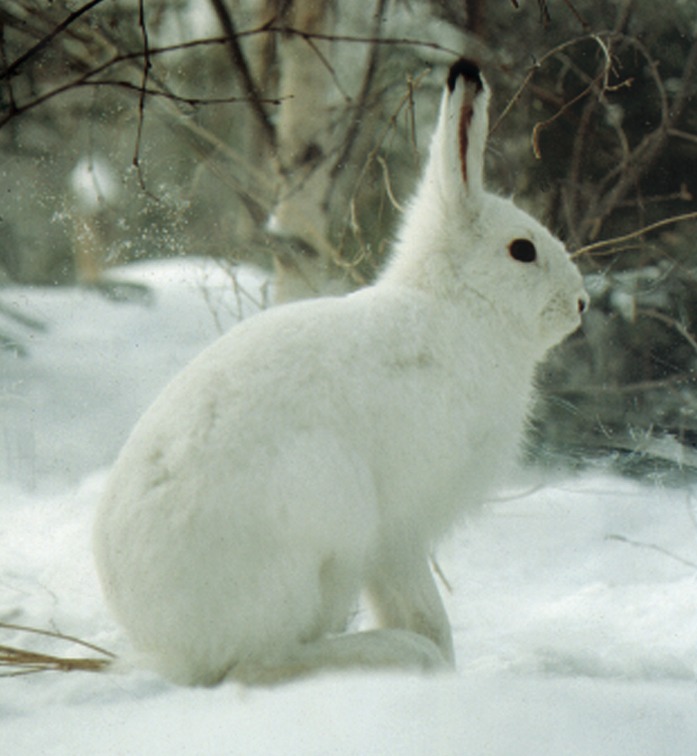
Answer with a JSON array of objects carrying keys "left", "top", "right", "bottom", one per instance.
[
  {"left": 0, "top": 21, "right": 17, "bottom": 115},
  {"left": 132, "top": 0, "right": 152, "bottom": 193},
  {"left": 576, "top": 32, "right": 676, "bottom": 242},
  {"left": 299, "top": 34, "right": 352, "bottom": 104},
  {"left": 0, "top": 645, "right": 110, "bottom": 676},
  {"left": 330, "top": 0, "right": 388, "bottom": 181},
  {"left": 0, "top": 621, "right": 116, "bottom": 659},
  {"left": 606, "top": 534, "right": 697, "bottom": 570},
  {"left": 669, "top": 128, "right": 697, "bottom": 146},
  {"left": 430, "top": 556, "right": 453, "bottom": 594},
  {"left": 0, "top": 300, "right": 47, "bottom": 331},
  {"left": 669, "top": 38, "right": 697, "bottom": 126},
  {"left": 490, "top": 33, "right": 615, "bottom": 135},
  {"left": 405, "top": 73, "right": 419, "bottom": 154},
  {"left": 77, "top": 79, "right": 283, "bottom": 107},
  {"left": 263, "top": 25, "right": 460, "bottom": 57},
  {"left": 551, "top": 373, "right": 697, "bottom": 396},
  {"left": 636, "top": 307, "right": 697, "bottom": 356},
  {"left": 338, "top": 68, "right": 430, "bottom": 267},
  {"left": 209, "top": 0, "right": 276, "bottom": 149},
  {"left": 536, "top": 0, "right": 552, "bottom": 27},
  {"left": 561, "top": 0, "right": 591, "bottom": 29},
  {"left": 0, "top": 21, "right": 460, "bottom": 131},
  {"left": 0, "top": 0, "right": 109, "bottom": 81},
  {"left": 572, "top": 211, "right": 697, "bottom": 257},
  {"left": 377, "top": 155, "right": 404, "bottom": 212},
  {"left": 531, "top": 34, "right": 612, "bottom": 159},
  {"left": 0, "top": 618, "right": 115, "bottom": 677}
]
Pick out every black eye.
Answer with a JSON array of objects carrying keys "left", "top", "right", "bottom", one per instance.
[{"left": 509, "top": 238, "right": 537, "bottom": 263}]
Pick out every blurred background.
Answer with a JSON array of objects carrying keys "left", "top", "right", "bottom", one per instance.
[{"left": 1, "top": 0, "right": 697, "bottom": 480}]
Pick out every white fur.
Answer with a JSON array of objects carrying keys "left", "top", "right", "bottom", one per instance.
[{"left": 93, "top": 62, "right": 588, "bottom": 686}]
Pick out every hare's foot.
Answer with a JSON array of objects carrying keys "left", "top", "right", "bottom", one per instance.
[
  {"left": 367, "top": 554, "right": 455, "bottom": 665},
  {"left": 227, "top": 628, "right": 448, "bottom": 686}
]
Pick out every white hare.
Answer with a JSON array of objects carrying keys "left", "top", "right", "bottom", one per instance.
[{"left": 93, "top": 59, "right": 588, "bottom": 686}]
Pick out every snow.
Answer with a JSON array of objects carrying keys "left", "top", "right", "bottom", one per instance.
[
  {"left": 1, "top": 258, "right": 696, "bottom": 754},
  {"left": 70, "top": 156, "right": 121, "bottom": 211}
]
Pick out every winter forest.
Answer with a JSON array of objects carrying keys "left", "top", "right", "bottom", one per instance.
[{"left": 2, "top": 0, "right": 697, "bottom": 753}]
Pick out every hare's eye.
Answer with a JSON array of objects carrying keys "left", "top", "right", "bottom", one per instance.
[{"left": 509, "top": 238, "right": 537, "bottom": 263}]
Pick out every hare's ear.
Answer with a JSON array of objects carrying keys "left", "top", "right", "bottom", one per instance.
[{"left": 427, "top": 58, "right": 489, "bottom": 203}]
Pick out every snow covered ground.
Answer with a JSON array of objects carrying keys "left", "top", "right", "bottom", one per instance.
[{"left": 1, "top": 258, "right": 696, "bottom": 754}]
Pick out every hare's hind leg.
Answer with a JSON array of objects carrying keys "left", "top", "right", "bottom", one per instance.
[
  {"left": 227, "top": 628, "right": 447, "bottom": 685},
  {"left": 226, "top": 554, "right": 454, "bottom": 685}
]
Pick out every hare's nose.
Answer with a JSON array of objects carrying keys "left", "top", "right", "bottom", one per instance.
[{"left": 578, "top": 294, "right": 590, "bottom": 314}]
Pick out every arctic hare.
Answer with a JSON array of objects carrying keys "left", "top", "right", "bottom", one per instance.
[{"left": 94, "top": 59, "right": 588, "bottom": 685}]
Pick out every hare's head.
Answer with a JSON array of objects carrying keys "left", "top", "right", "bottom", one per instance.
[{"left": 387, "top": 59, "right": 588, "bottom": 354}]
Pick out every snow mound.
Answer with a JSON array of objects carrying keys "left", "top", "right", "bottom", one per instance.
[{"left": 1, "top": 258, "right": 696, "bottom": 753}]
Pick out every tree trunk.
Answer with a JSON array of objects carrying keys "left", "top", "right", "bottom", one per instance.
[{"left": 271, "top": 0, "right": 351, "bottom": 301}]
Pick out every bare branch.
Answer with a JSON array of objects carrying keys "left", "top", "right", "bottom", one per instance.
[
  {"left": 132, "top": 0, "right": 152, "bottom": 191},
  {"left": 377, "top": 155, "right": 404, "bottom": 212},
  {"left": 329, "top": 0, "right": 388, "bottom": 185},
  {"left": 531, "top": 34, "right": 612, "bottom": 159},
  {"left": 0, "top": 21, "right": 461, "bottom": 131},
  {"left": 576, "top": 34, "right": 675, "bottom": 241},
  {"left": 0, "top": 621, "right": 116, "bottom": 659},
  {"left": 0, "top": 20, "right": 17, "bottom": 114},
  {"left": 573, "top": 211, "right": 697, "bottom": 257},
  {"left": 263, "top": 25, "right": 460, "bottom": 57},
  {"left": 509, "top": 30, "right": 695, "bottom": 248},
  {"left": 636, "top": 307, "right": 697, "bottom": 356},
  {"left": 560, "top": 0, "right": 591, "bottom": 30},
  {"left": 490, "top": 33, "right": 612, "bottom": 135},
  {"left": 79, "top": 79, "right": 283, "bottom": 107},
  {"left": 669, "top": 128, "right": 697, "bottom": 146},
  {"left": 669, "top": 37, "right": 697, "bottom": 124},
  {"left": 607, "top": 534, "right": 697, "bottom": 570},
  {"left": 0, "top": 0, "right": 109, "bottom": 81},
  {"left": 209, "top": 0, "right": 276, "bottom": 150},
  {"left": 299, "top": 34, "right": 352, "bottom": 103}
]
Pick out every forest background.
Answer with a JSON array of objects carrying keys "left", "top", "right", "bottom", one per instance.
[{"left": 2, "top": 0, "right": 697, "bottom": 478}]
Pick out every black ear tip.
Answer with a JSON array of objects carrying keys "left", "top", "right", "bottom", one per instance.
[{"left": 447, "top": 58, "right": 483, "bottom": 93}]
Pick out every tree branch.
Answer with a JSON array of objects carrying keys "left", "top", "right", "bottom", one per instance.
[
  {"left": 0, "top": 0, "right": 109, "bottom": 81},
  {"left": 209, "top": 0, "right": 276, "bottom": 150},
  {"left": 330, "top": 0, "right": 388, "bottom": 181},
  {"left": 573, "top": 211, "right": 697, "bottom": 257},
  {"left": 132, "top": 0, "right": 152, "bottom": 191},
  {"left": 0, "top": 22, "right": 462, "bottom": 130}
]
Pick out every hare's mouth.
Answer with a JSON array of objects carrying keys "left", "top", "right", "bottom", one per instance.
[{"left": 541, "top": 296, "right": 585, "bottom": 340}]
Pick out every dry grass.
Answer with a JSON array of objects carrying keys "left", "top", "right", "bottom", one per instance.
[{"left": 0, "top": 621, "right": 115, "bottom": 678}]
